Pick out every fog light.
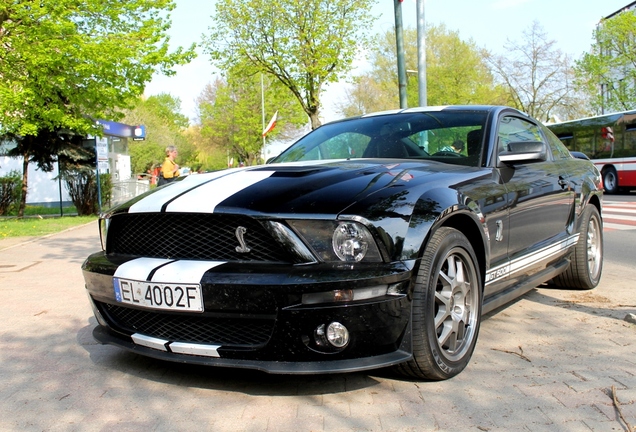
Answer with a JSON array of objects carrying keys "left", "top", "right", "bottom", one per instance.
[
  {"left": 326, "top": 322, "right": 349, "bottom": 348},
  {"left": 311, "top": 322, "right": 351, "bottom": 352}
]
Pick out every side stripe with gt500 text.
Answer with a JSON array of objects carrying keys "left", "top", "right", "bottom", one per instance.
[{"left": 485, "top": 234, "right": 579, "bottom": 286}]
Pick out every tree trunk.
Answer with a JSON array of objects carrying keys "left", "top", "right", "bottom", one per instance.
[
  {"left": 18, "top": 151, "right": 29, "bottom": 218},
  {"left": 309, "top": 111, "right": 321, "bottom": 130}
]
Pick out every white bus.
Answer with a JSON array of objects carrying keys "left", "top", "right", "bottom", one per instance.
[{"left": 548, "top": 110, "right": 636, "bottom": 194}]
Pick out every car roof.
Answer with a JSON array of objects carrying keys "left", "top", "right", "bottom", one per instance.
[{"left": 323, "top": 105, "right": 528, "bottom": 126}]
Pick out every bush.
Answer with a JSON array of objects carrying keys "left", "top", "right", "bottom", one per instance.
[
  {"left": 99, "top": 173, "right": 113, "bottom": 209},
  {"left": 62, "top": 170, "right": 112, "bottom": 215},
  {"left": 0, "top": 170, "right": 22, "bottom": 215}
]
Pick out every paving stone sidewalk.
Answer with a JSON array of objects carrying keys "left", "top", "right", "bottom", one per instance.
[{"left": 0, "top": 222, "right": 634, "bottom": 431}]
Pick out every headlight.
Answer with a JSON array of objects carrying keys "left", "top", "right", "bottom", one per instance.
[
  {"left": 332, "top": 222, "right": 373, "bottom": 261},
  {"left": 99, "top": 214, "right": 111, "bottom": 251},
  {"left": 287, "top": 220, "right": 383, "bottom": 263}
]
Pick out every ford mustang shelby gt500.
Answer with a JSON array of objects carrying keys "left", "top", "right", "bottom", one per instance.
[{"left": 82, "top": 105, "right": 603, "bottom": 380}]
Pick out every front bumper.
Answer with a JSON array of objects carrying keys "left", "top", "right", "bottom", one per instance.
[{"left": 83, "top": 252, "right": 416, "bottom": 374}]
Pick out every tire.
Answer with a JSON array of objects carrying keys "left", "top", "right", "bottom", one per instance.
[
  {"left": 553, "top": 205, "right": 603, "bottom": 290},
  {"left": 603, "top": 167, "right": 619, "bottom": 194},
  {"left": 396, "top": 227, "right": 482, "bottom": 380}
]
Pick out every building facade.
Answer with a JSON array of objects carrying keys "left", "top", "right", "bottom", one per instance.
[{"left": 0, "top": 120, "right": 147, "bottom": 210}]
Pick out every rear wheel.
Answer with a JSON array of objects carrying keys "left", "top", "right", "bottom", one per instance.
[
  {"left": 553, "top": 205, "right": 603, "bottom": 290},
  {"left": 603, "top": 167, "right": 619, "bottom": 194},
  {"left": 397, "top": 227, "right": 482, "bottom": 380}
]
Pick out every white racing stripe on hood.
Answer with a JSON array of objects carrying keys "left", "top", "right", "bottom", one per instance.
[
  {"left": 113, "top": 258, "right": 226, "bottom": 284},
  {"left": 166, "top": 169, "right": 275, "bottom": 213},
  {"left": 114, "top": 257, "right": 174, "bottom": 281},
  {"left": 128, "top": 170, "right": 233, "bottom": 213},
  {"left": 150, "top": 260, "right": 225, "bottom": 284},
  {"left": 129, "top": 161, "right": 337, "bottom": 214}
]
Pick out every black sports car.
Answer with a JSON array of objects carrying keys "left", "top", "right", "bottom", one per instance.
[{"left": 82, "top": 105, "right": 603, "bottom": 380}]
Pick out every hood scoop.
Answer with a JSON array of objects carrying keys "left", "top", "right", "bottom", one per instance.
[{"left": 255, "top": 165, "right": 336, "bottom": 177}]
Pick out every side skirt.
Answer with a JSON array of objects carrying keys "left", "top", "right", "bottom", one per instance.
[{"left": 482, "top": 258, "right": 570, "bottom": 315}]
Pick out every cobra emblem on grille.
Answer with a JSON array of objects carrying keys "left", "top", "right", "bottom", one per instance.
[{"left": 234, "top": 226, "right": 251, "bottom": 253}]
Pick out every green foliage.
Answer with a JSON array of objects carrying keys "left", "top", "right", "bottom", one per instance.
[
  {"left": 99, "top": 173, "right": 113, "bottom": 209},
  {"left": 0, "top": 0, "right": 196, "bottom": 137},
  {"left": 203, "top": 0, "right": 376, "bottom": 129},
  {"left": 0, "top": 204, "right": 79, "bottom": 217},
  {"left": 424, "top": 25, "right": 507, "bottom": 106},
  {"left": 575, "top": 11, "right": 636, "bottom": 113},
  {"left": 0, "top": 0, "right": 195, "bottom": 215},
  {"left": 0, "top": 170, "right": 22, "bottom": 215},
  {"left": 338, "top": 24, "right": 507, "bottom": 116},
  {"left": 196, "top": 73, "right": 306, "bottom": 166},
  {"left": 124, "top": 94, "right": 198, "bottom": 174}
]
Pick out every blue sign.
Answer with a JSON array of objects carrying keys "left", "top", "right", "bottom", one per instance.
[
  {"left": 133, "top": 125, "right": 146, "bottom": 140},
  {"left": 97, "top": 120, "right": 146, "bottom": 140}
]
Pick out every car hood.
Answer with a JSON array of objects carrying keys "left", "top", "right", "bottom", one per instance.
[{"left": 117, "top": 160, "right": 471, "bottom": 218}]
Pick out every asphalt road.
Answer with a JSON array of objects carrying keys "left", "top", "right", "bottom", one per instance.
[
  {"left": 603, "top": 193, "right": 636, "bottom": 268},
  {"left": 0, "top": 219, "right": 634, "bottom": 432}
]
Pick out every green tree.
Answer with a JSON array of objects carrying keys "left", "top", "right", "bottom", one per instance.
[
  {"left": 337, "top": 24, "right": 507, "bottom": 116},
  {"left": 123, "top": 94, "right": 197, "bottom": 174},
  {"left": 197, "top": 73, "right": 306, "bottom": 167},
  {"left": 203, "top": 0, "right": 376, "bottom": 129},
  {"left": 334, "top": 75, "right": 397, "bottom": 118},
  {"left": 488, "top": 21, "right": 588, "bottom": 122},
  {"left": 575, "top": 10, "right": 636, "bottom": 114},
  {"left": 0, "top": 0, "right": 195, "bottom": 215}
]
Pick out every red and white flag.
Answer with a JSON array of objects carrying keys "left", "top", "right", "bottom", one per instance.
[{"left": 262, "top": 111, "right": 278, "bottom": 137}]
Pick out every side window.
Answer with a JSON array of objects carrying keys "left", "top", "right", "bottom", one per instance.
[
  {"left": 541, "top": 125, "right": 572, "bottom": 160},
  {"left": 497, "top": 116, "right": 544, "bottom": 153}
]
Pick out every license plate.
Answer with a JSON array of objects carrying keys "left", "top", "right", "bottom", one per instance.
[{"left": 114, "top": 278, "right": 203, "bottom": 312}]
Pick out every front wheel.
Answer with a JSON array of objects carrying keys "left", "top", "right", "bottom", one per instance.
[
  {"left": 553, "top": 205, "right": 603, "bottom": 290},
  {"left": 396, "top": 227, "right": 482, "bottom": 380}
]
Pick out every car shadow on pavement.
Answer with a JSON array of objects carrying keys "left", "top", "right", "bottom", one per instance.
[
  {"left": 77, "top": 285, "right": 635, "bottom": 398},
  {"left": 79, "top": 318, "right": 388, "bottom": 396}
]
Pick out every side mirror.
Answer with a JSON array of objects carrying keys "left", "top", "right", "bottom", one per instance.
[
  {"left": 499, "top": 141, "right": 547, "bottom": 164},
  {"left": 570, "top": 151, "right": 589, "bottom": 160}
]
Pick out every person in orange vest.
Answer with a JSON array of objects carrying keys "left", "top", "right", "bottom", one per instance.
[{"left": 158, "top": 145, "right": 180, "bottom": 186}]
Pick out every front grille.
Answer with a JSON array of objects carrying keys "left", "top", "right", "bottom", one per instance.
[
  {"left": 108, "top": 213, "right": 293, "bottom": 262},
  {"left": 97, "top": 301, "right": 275, "bottom": 347}
]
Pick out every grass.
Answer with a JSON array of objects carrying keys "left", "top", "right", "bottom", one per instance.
[
  {"left": 4, "top": 204, "right": 78, "bottom": 217},
  {"left": 0, "top": 216, "right": 97, "bottom": 238}
]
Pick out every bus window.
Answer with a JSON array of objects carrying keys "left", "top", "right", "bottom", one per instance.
[{"left": 575, "top": 128, "right": 596, "bottom": 158}]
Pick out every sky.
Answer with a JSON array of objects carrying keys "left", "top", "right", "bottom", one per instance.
[{"left": 144, "top": 0, "right": 634, "bottom": 124}]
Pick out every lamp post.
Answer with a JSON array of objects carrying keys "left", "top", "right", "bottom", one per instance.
[
  {"left": 416, "top": 0, "right": 427, "bottom": 107},
  {"left": 395, "top": 0, "right": 427, "bottom": 109},
  {"left": 394, "top": 0, "right": 407, "bottom": 109}
]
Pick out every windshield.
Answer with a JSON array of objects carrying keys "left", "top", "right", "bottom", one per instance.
[{"left": 272, "top": 110, "right": 489, "bottom": 167}]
